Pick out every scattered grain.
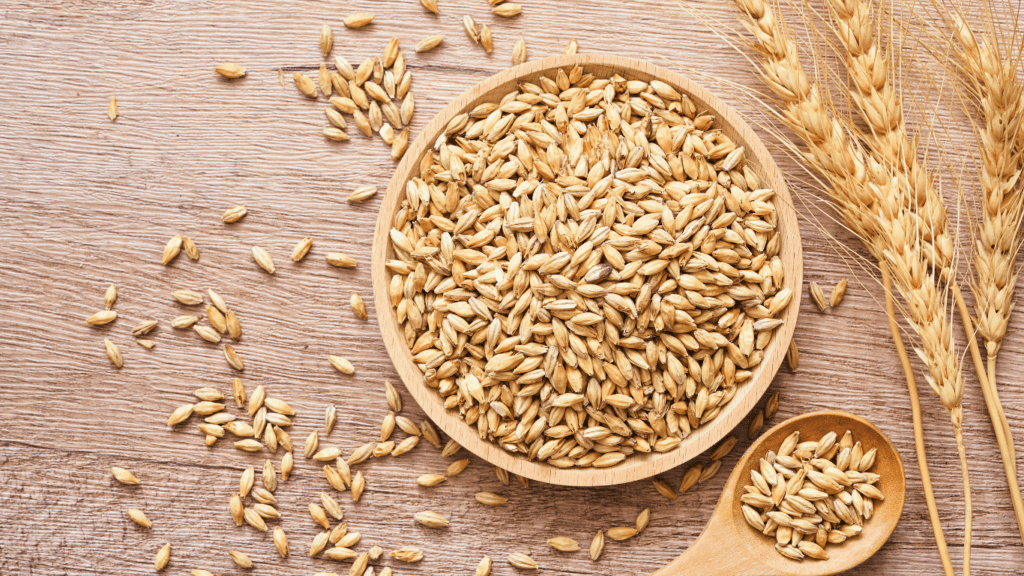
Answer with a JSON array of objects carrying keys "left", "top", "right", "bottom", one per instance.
[
  {"left": 223, "top": 206, "right": 247, "bottom": 223},
  {"left": 415, "top": 34, "right": 445, "bottom": 53},
  {"left": 829, "top": 278, "right": 848, "bottom": 307},
  {"left": 216, "top": 64, "right": 247, "bottom": 78},
  {"left": 344, "top": 13, "right": 374, "bottom": 28}
]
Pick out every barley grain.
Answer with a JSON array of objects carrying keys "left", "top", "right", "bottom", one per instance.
[
  {"left": 765, "top": 392, "right": 780, "bottom": 420},
  {"left": 327, "top": 252, "right": 358, "bottom": 268},
  {"left": 172, "top": 290, "right": 203, "bottom": 305},
  {"left": 336, "top": 532, "right": 361, "bottom": 549},
  {"left": 251, "top": 247, "right": 275, "bottom": 273},
  {"left": 547, "top": 537, "right": 579, "bottom": 552},
  {"left": 223, "top": 206, "right": 247, "bottom": 223},
  {"left": 224, "top": 345, "right": 244, "bottom": 370},
  {"left": 311, "top": 531, "right": 331, "bottom": 557},
  {"left": 351, "top": 293, "right": 367, "bottom": 320},
  {"left": 310, "top": 503, "right": 330, "bottom": 529},
  {"left": 206, "top": 305, "right": 227, "bottom": 333},
  {"left": 711, "top": 435, "right": 738, "bottom": 461},
  {"left": 508, "top": 553, "right": 537, "bottom": 569},
  {"left": 294, "top": 73, "right": 318, "bottom": 98},
  {"left": 384, "top": 380, "right": 402, "bottom": 412},
  {"left": 415, "top": 34, "right": 445, "bottom": 53},
  {"left": 216, "top": 63, "right": 246, "bottom": 78},
  {"left": 809, "top": 282, "right": 827, "bottom": 312},
  {"left": 320, "top": 25, "right": 333, "bottom": 56},
  {"left": 441, "top": 439, "right": 461, "bottom": 457},
  {"left": 182, "top": 236, "right": 199, "bottom": 260},
  {"left": 636, "top": 508, "right": 651, "bottom": 532},
  {"left": 131, "top": 319, "right": 158, "bottom": 336},
  {"left": 166, "top": 404, "right": 194, "bottom": 426},
  {"left": 493, "top": 3, "right": 521, "bottom": 17},
  {"left": 322, "top": 492, "right": 344, "bottom": 519},
  {"left": 252, "top": 487, "right": 277, "bottom": 505},
  {"left": 512, "top": 37, "right": 527, "bottom": 65},
  {"left": 172, "top": 315, "right": 198, "bottom": 329},
  {"left": 162, "top": 235, "right": 183, "bottom": 265},
  {"left": 418, "top": 473, "right": 447, "bottom": 487},
  {"left": 240, "top": 466, "right": 255, "bottom": 497},
  {"left": 228, "top": 550, "right": 252, "bottom": 568},
  {"left": 292, "top": 237, "right": 313, "bottom": 262},
  {"left": 351, "top": 471, "right": 365, "bottom": 501},
  {"left": 327, "top": 547, "right": 357, "bottom": 561},
  {"left": 699, "top": 460, "right": 722, "bottom": 483},
  {"left": 328, "top": 356, "right": 354, "bottom": 375},
  {"left": 324, "top": 127, "right": 350, "bottom": 142},
  {"left": 653, "top": 478, "right": 677, "bottom": 500},
  {"left": 274, "top": 527, "right": 289, "bottom": 557},
  {"left": 235, "top": 439, "right": 263, "bottom": 452},
  {"left": 460, "top": 15, "right": 480, "bottom": 44},
  {"left": 102, "top": 339, "right": 123, "bottom": 367},
  {"left": 103, "top": 284, "right": 117, "bottom": 309},
  {"left": 590, "top": 530, "right": 604, "bottom": 560},
  {"left": 480, "top": 24, "right": 492, "bottom": 53},
  {"left": 107, "top": 96, "right": 118, "bottom": 120},
  {"left": 127, "top": 508, "right": 151, "bottom": 527},
  {"left": 344, "top": 13, "right": 374, "bottom": 28},
  {"left": 446, "top": 458, "right": 469, "bottom": 477},
  {"left": 281, "top": 451, "right": 294, "bottom": 480},
  {"left": 421, "top": 420, "right": 441, "bottom": 448},
  {"left": 155, "top": 544, "right": 171, "bottom": 571},
  {"left": 225, "top": 310, "right": 241, "bottom": 340},
  {"left": 414, "top": 511, "right": 449, "bottom": 528},
  {"left": 475, "top": 491, "right": 506, "bottom": 505},
  {"left": 477, "top": 556, "right": 492, "bottom": 576},
  {"left": 749, "top": 410, "right": 765, "bottom": 438},
  {"left": 348, "top": 186, "right": 378, "bottom": 202},
  {"left": 195, "top": 325, "right": 221, "bottom": 343},
  {"left": 607, "top": 527, "right": 637, "bottom": 541},
  {"left": 829, "top": 279, "right": 847, "bottom": 307}
]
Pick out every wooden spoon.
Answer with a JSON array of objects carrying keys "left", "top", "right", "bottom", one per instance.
[{"left": 654, "top": 411, "right": 905, "bottom": 576}]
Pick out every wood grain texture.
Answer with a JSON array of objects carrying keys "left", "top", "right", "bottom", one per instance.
[
  {"left": 372, "top": 53, "right": 803, "bottom": 487},
  {"left": 0, "top": 1, "right": 1020, "bottom": 575}
]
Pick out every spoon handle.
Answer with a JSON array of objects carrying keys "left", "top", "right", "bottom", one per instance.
[{"left": 651, "top": 494, "right": 784, "bottom": 576}]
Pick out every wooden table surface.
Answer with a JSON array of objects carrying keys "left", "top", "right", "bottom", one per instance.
[{"left": 0, "top": 1, "right": 1019, "bottom": 574}]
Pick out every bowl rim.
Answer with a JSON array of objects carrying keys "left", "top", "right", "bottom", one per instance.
[{"left": 371, "top": 54, "right": 803, "bottom": 486}]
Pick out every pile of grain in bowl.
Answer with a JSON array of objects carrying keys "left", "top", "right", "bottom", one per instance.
[
  {"left": 741, "top": 430, "right": 883, "bottom": 561},
  {"left": 385, "top": 64, "right": 792, "bottom": 468}
]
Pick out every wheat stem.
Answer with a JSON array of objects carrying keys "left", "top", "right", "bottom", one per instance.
[
  {"left": 953, "top": 283, "right": 1024, "bottom": 546},
  {"left": 987, "top": 357, "right": 1014, "bottom": 464},
  {"left": 954, "top": 422, "right": 972, "bottom": 576},
  {"left": 881, "top": 260, "right": 954, "bottom": 576}
]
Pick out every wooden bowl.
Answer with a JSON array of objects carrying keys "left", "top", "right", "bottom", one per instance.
[{"left": 372, "top": 54, "right": 802, "bottom": 486}]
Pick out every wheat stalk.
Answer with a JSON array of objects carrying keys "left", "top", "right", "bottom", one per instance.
[
  {"left": 826, "top": 2, "right": 979, "bottom": 571},
  {"left": 948, "top": 10, "right": 1024, "bottom": 545},
  {"left": 735, "top": 1, "right": 967, "bottom": 573}
]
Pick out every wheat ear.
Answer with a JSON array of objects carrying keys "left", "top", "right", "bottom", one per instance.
[
  {"left": 951, "top": 12, "right": 1024, "bottom": 546},
  {"left": 826, "top": 2, "right": 974, "bottom": 571},
  {"left": 826, "top": 0, "right": 956, "bottom": 275},
  {"left": 735, "top": 1, "right": 962, "bottom": 573}
]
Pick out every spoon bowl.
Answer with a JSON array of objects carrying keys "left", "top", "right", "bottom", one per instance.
[{"left": 654, "top": 410, "right": 905, "bottom": 576}]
